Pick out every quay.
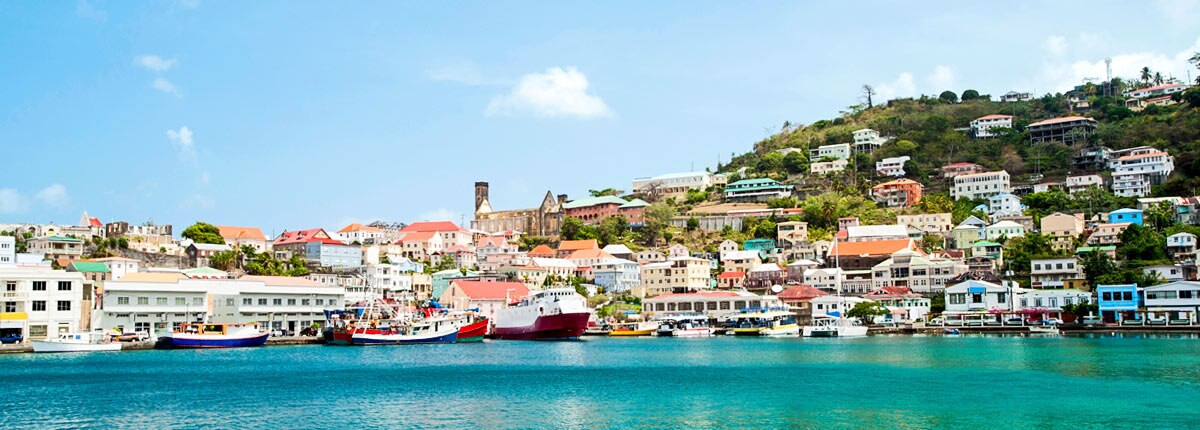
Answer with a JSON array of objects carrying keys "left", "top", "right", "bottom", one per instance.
[{"left": 0, "top": 336, "right": 323, "bottom": 354}]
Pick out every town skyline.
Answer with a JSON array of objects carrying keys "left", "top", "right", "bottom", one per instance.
[{"left": 2, "top": 1, "right": 1199, "bottom": 232}]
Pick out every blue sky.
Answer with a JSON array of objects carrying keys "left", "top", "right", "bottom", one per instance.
[{"left": 2, "top": 1, "right": 1198, "bottom": 236}]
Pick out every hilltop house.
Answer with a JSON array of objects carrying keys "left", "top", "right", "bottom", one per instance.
[
  {"left": 970, "top": 114, "right": 1013, "bottom": 138},
  {"left": 1028, "top": 116, "right": 1097, "bottom": 144}
]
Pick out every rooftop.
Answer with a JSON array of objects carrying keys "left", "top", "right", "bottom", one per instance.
[{"left": 1028, "top": 116, "right": 1096, "bottom": 127}]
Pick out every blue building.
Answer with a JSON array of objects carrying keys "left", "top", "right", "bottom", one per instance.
[
  {"left": 1096, "top": 284, "right": 1142, "bottom": 323},
  {"left": 273, "top": 228, "right": 363, "bottom": 268},
  {"left": 743, "top": 238, "right": 776, "bottom": 251},
  {"left": 1108, "top": 208, "right": 1144, "bottom": 226}
]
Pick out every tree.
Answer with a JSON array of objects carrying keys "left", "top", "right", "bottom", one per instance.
[
  {"left": 1117, "top": 224, "right": 1167, "bottom": 262},
  {"left": 686, "top": 217, "right": 699, "bottom": 232},
  {"left": 560, "top": 217, "right": 597, "bottom": 241},
  {"left": 209, "top": 250, "right": 238, "bottom": 271},
  {"left": 589, "top": 188, "right": 622, "bottom": 197},
  {"left": 862, "top": 84, "right": 876, "bottom": 108},
  {"left": 915, "top": 192, "right": 953, "bottom": 214},
  {"left": 782, "top": 151, "right": 808, "bottom": 174},
  {"left": 1080, "top": 251, "right": 1117, "bottom": 288},
  {"left": 961, "top": 89, "right": 980, "bottom": 101},
  {"left": 1153, "top": 72, "right": 1164, "bottom": 86},
  {"left": 757, "top": 152, "right": 785, "bottom": 174},
  {"left": 846, "top": 301, "right": 889, "bottom": 323},
  {"left": 1140, "top": 66, "right": 1152, "bottom": 83},
  {"left": 642, "top": 203, "right": 676, "bottom": 246},
  {"left": 938, "top": 90, "right": 958, "bottom": 104},
  {"left": 182, "top": 222, "right": 225, "bottom": 244}
]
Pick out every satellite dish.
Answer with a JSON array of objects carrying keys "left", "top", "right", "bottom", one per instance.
[{"left": 770, "top": 284, "right": 784, "bottom": 293}]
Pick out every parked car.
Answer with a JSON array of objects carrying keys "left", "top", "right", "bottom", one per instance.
[
  {"left": 118, "top": 332, "right": 149, "bottom": 342},
  {"left": 1003, "top": 317, "right": 1026, "bottom": 326},
  {"left": 929, "top": 317, "right": 944, "bottom": 325},
  {"left": 1040, "top": 318, "right": 1063, "bottom": 326},
  {"left": 271, "top": 329, "right": 293, "bottom": 337},
  {"left": 1081, "top": 316, "right": 1103, "bottom": 326},
  {"left": 0, "top": 334, "right": 23, "bottom": 344}
]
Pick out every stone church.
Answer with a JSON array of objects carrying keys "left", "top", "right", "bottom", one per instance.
[{"left": 470, "top": 182, "right": 563, "bottom": 238}]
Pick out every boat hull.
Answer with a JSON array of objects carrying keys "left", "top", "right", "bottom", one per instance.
[
  {"left": 170, "top": 333, "right": 269, "bottom": 348},
  {"left": 609, "top": 329, "right": 654, "bottom": 337},
  {"left": 31, "top": 341, "right": 121, "bottom": 353},
  {"left": 456, "top": 320, "right": 489, "bottom": 343},
  {"left": 802, "top": 325, "right": 867, "bottom": 337},
  {"left": 352, "top": 329, "right": 459, "bottom": 345},
  {"left": 493, "top": 312, "right": 590, "bottom": 340}
]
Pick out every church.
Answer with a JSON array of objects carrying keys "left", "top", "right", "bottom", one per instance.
[{"left": 470, "top": 182, "right": 563, "bottom": 238}]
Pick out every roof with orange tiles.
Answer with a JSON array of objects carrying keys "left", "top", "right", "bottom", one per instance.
[
  {"left": 778, "top": 285, "right": 829, "bottom": 301},
  {"left": 874, "top": 178, "right": 922, "bottom": 189},
  {"left": 529, "top": 244, "right": 556, "bottom": 257},
  {"left": 828, "top": 239, "right": 914, "bottom": 257},
  {"left": 401, "top": 221, "right": 466, "bottom": 233},
  {"left": 476, "top": 236, "right": 508, "bottom": 248},
  {"left": 567, "top": 248, "right": 614, "bottom": 260},
  {"left": 86, "top": 217, "right": 102, "bottom": 227},
  {"left": 865, "top": 286, "right": 915, "bottom": 297},
  {"left": 558, "top": 239, "right": 599, "bottom": 252},
  {"left": 397, "top": 231, "right": 436, "bottom": 243},
  {"left": 716, "top": 271, "right": 746, "bottom": 279},
  {"left": 1027, "top": 116, "right": 1096, "bottom": 127},
  {"left": 217, "top": 225, "right": 267, "bottom": 241},
  {"left": 338, "top": 223, "right": 382, "bottom": 233},
  {"left": 1117, "top": 151, "right": 1169, "bottom": 160}
]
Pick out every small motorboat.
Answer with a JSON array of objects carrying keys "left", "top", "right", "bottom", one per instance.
[
  {"left": 608, "top": 322, "right": 657, "bottom": 337},
  {"left": 731, "top": 310, "right": 800, "bottom": 336},
  {"left": 167, "top": 323, "right": 269, "bottom": 349},
  {"left": 654, "top": 315, "right": 714, "bottom": 337},
  {"left": 32, "top": 332, "right": 121, "bottom": 353}
]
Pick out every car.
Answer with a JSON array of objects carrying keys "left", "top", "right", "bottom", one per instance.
[
  {"left": 0, "top": 334, "right": 23, "bottom": 344},
  {"left": 1003, "top": 317, "right": 1026, "bottom": 326},
  {"left": 118, "top": 332, "right": 149, "bottom": 342},
  {"left": 1081, "top": 316, "right": 1103, "bottom": 326},
  {"left": 929, "top": 317, "right": 944, "bottom": 325},
  {"left": 1040, "top": 318, "right": 1063, "bottom": 326},
  {"left": 271, "top": 329, "right": 293, "bottom": 337}
]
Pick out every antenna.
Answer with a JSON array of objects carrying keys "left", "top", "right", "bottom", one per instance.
[{"left": 1104, "top": 57, "right": 1113, "bottom": 97}]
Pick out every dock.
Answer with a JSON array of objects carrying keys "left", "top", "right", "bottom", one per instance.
[{"left": 0, "top": 336, "right": 325, "bottom": 354}]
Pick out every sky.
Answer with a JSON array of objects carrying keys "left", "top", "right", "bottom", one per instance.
[{"left": 1, "top": 1, "right": 1199, "bottom": 237}]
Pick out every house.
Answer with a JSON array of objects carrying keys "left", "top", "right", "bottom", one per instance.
[
  {"left": 811, "top": 295, "right": 868, "bottom": 318},
  {"left": 562, "top": 196, "right": 647, "bottom": 226},
  {"left": 27, "top": 236, "right": 85, "bottom": 262},
  {"left": 337, "top": 223, "right": 385, "bottom": 245},
  {"left": 1124, "top": 83, "right": 1189, "bottom": 99},
  {"left": 1096, "top": 284, "right": 1142, "bottom": 323},
  {"left": 984, "top": 220, "right": 1024, "bottom": 241},
  {"left": 785, "top": 259, "right": 818, "bottom": 282},
  {"left": 1028, "top": 116, "right": 1097, "bottom": 144},
  {"left": 870, "top": 249, "right": 967, "bottom": 293},
  {"left": 864, "top": 286, "right": 931, "bottom": 323},
  {"left": 875, "top": 156, "right": 910, "bottom": 177},
  {"left": 717, "top": 240, "right": 740, "bottom": 259},
  {"left": 941, "top": 162, "right": 985, "bottom": 179},
  {"left": 810, "top": 159, "right": 849, "bottom": 175},
  {"left": 642, "top": 290, "right": 780, "bottom": 319},
  {"left": 1143, "top": 281, "right": 1200, "bottom": 323},
  {"left": 1016, "top": 289, "right": 1092, "bottom": 321},
  {"left": 744, "top": 263, "right": 785, "bottom": 293},
  {"left": 1041, "top": 213, "right": 1085, "bottom": 251},
  {"left": 635, "top": 249, "right": 666, "bottom": 264},
  {"left": 273, "top": 229, "right": 361, "bottom": 268},
  {"left": 943, "top": 280, "right": 1012, "bottom": 316},
  {"left": 1110, "top": 148, "right": 1174, "bottom": 198},
  {"left": 872, "top": 179, "right": 923, "bottom": 208},
  {"left": 1000, "top": 91, "right": 1032, "bottom": 102},
  {"left": 631, "top": 171, "right": 721, "bottom": 197},
  {"left": 476, "top": 236, "right": 518, "bottom": 259},
  {"left": 66, "top": 261, "right": 110, "bottom": 285},
  {"left": 810, "top": 143, "right": 852, "bottom": 161},
  {"left": 778, "top": 285, "right": 829, "bottom": 323},
  {"left": 828, "top": 239, "right": 915, "bottom": 270},
  {"left": 212, "top": 225, "right": 270, "bottom": 253},
  {"left": 1143, "top": 264, "right": 1185, "bottom": 283},
  {"left": 1065, "top": 174, "right": 1105, "bottom": 195},
  {"left": 395, "top": 231, "right": 444, "bottom": 260},
  {"left": 600, "top": 244, "right": 634, "bottom": 261},
  {"left": 952, "top": 222, "right": 984, "bottom": 250},
  {"left": 529, "top": 257, "right": 577, "bottom": 280},
  {"left": 637, "top": 257, "right": 712, "bottom": 297},
  {"left": 1107, "top": 208, "right": 1143, "bottom": 226},
  {"left": 439, "top": 280, "right": 529, "bottom": 323},
  {"left": 566, "top": 248, "right": 615, "bottom": 270},
  {"left": 591, "top": 258, "right": 639, "bottom": 293},
  {"left": 667, "top": 244, "right": 690, "bottom": 258},
  {"left": 721, "top": 250, "right": 761, "bottom": 274},
  {"left": 1086, "top": 223, "right": 1131, "bottom": 246},
  {"left": 1167, "top": 232, "right": 1197, "bottom": 261},
  {"left": 0, "top": 266, "right": 87, "bottom": 340},
  {"left": 715, "top": 271, "right": 746, "bottom": 290},
  {"left": 1030, "top": 257, "right": 1082, "bottom": 289},
  {"left": 970, "top": 114, "right": 1013, "bottom": 138},
  {"left": 951, "top": 170, "right": 1011, "bottom": 200},
  {"left": 401, "top": 221, "right": 472, "bottom": 249},
  {"left": 853, "top": 128, "right": 887, "bottom": 152},
  {"left": 88, "top": 256, "right": 140, "bottom": 280},
  {"left": 500, "top": 266, "right": 549, "bottom": 291},
  {"left": 971, "top": 240, "right": 1004, "bottom": 268},
  {"left": 776, "top": 222, "right": 808, "bottom": 248},
  {"left": 471, "top": 182, "right": 564, "bottom": 237},
  {"left": 186, "top": 243, "right": 232, "bottom": 268},
  {"left": 557, "top": 239, "right": 600, "bottom": 258},
  {"left": 987, "top": 193, "right": 1024, "bottom": 220},
  {"left": 723, "top": 178, "right": 793, "bottom": 202},
  {"left": 897, "top": 213, "right": 953, "bottom": 235},
  {"left": 529, "top": 244, "right": 556, "bottom": 258}
]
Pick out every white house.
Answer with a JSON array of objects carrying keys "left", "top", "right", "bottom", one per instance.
[
  {"left": 592, "top": 258, "right": 640, "bottom": 293},
  {"left": 810, "top": 143, "right": 852, "bottom": 161},
  {"left": 970, "top": 114, "right": 1013, "bottom": 138},
  {"left": 1143, "top": 281, "right": 1200, "bottom": 322},
  {"left": 875, "top": 156, "right": 910, "bottom": 177},
  {"left": 90, "top": 257, "right": 140, "bottom": 280},
  {"left": 632, "top": 171, "right": 718, "bottom": 195},
  {"left": 944, "top": 280, "right": 1012, "bottom": 315},
  {"left": 853, "top": 128, "right": 888, "bottom": 152},
  {"left": 0, "top": 266, "right": 86, "bottom": 341},
  {"left": 1016, "top": 289, "right": 1091, "bottom": 316},
  {"left": 1030, "top": 257, "right": 1082, "bottom": 289},
  {"left": 897, "top": 213, "right": 953, "bottom": 235},
  {"left": 0, "top": 236, "right": 15, "bottom": 266},
  {"left": 870, "top": 249, "right": 968, "bottom": 293},
  {"left": 952, "top": 170, "right": 1011, "bottom": 200},
  {"left": 810, "top": 159, "right": 849, "bottom": 175},
  {"left": 1124, "top": 83, "right": 1189, "bottom": 99},
  {"left": 1143, "top": 264, "right": 1185, "bottom": 283},
  {"left": 1111, "top": 148, "right": 1174, "bottom": 198},
  {"left": 810, "top": 295, "right": 868, "bottom": 318},
  {"left": 987, "top": 193, "right": 1024, "bottom": 220},
  {"left": 984, "top": 220, "right": 1025, "bottom": 241},
  {"left": 1167, "top": 232, "right": 1197, "bottom": 261},
  {"left": 1066, "top": 174, "right": 1104, "bottom": 195}
]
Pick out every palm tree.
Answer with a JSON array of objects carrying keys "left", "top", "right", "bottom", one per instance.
[
  {"left": 1153, "top": 72, "right": 1164, "bottom": 86},
  {"left": 1140, "top": 66, "right": 1152, "bottom": 83}
]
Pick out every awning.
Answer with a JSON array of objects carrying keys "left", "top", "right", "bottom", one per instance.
[{"left": 968, "top": 287, "right": 985, "bottom": 294}]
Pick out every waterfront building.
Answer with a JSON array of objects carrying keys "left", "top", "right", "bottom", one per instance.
[
  {"left": 0, "top": 266, "right": 86, "bottom": 341},
  {"left": 951, "top": 170, "right": 1011, "bottom": 201},
  {"left": 642, "top": 290, "right": 782, "bottom": 320},
  {"left": 273, "top": 229, "right": 361, "bottom": 268},
  {"left": 943, "top": 280, "right": 1011, "bottom": 316},
  {"left": 499, "top": 266, "right": 549, "bottom": 291},
  {"left": 637, "top": 257, "right": 712, "bottom": 297},
  {"left": 1016, "top": 289, "right": 1091, "bottom": 320},
  {"left": 777, "top": 285, "right": 828, "bottom": 323},
  {"left": 802, "top": 267, "right": 843, "bottom": 293},
  {"left": 864, "top": 286, "right": 931, "bottom": 323},
  {"left": 1096, "top": 284, "right": 1142, "bottom": 323},
  {"left": 970, "top": 114, "right": 1013, "bottom": 138},
  {"left": 1143, "top": 281, "right": 1200, "bottom": 323},
  {"left": 1030, "top": 257, "right": 1082, "bottom": 289},
  {"left": 1027, "top": 116, "right": 1097, "bottom": 144},
  {"left": 471, "top": 182, "right": 563, "bottom": 237},
  {"left": 810, "top": 295, "right": 868, "bottom": 318}
]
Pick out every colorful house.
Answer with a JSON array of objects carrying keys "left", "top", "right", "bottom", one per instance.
[
  {"left": 1097, "top": 284, "right": 1142, "bottom": 323},
  {"left": 1108, "top": 208, "right": 1144, "bottom": 226},
  {"left": 273, "top": 228, "right": 361, "bottom": 268}
]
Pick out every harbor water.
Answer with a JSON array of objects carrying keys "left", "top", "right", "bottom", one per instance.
[{"left": 2, "top": 334, "right": 1199, "bottom": 429}]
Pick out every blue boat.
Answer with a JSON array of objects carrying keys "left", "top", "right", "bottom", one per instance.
[{"left": 168, "top": 323, "right": 269, "bottom": 349}]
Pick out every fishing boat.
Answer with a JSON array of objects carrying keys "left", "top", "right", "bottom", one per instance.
[
  {"left": 493, "top": 287, "right": 590, "bottom": 340},
  {"left": 802, "top": 315, "right": 868, "bottom": 338},
  {"left": 168, "top": 323, "right": 269, "bottom": 348},
  {"left": 351, "top": 315, "right": 464, "bottom": 345},
  {"left": 654, "top": 315, "right": 714, "bottom": 337},
  {"left": 454, "top": 314, "right": 489, "bottom": 343},
  {"left": 729, "top": 309, "right": 799, "bottom": 336},
  {"left": 31, "top": 332, "right": 121, "bottom": 353},
  {"left": 608, "top": 321, "right": 657, "bottom": 337}
]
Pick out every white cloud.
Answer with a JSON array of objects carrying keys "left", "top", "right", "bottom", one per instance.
[
  {"left": 874, "top": 72, "right": 917, "bottom": 101},
  {"left": 35, "top": 184, "right": 69, "bottom": 207},
  {"left": 417, "top": 208, "right": 463, "bottom": 223},
  {"left": 486, "top": 67, "right": 613, "bottom": 119},
  {"left": 166, "top": 126, "right": 195, "bottom": 160},
  {"left": 927, "top": 65, "right": 957, "bottom": 92},
  {"left": 427, "top": 62, "right": 490, "bottom": 86},
  {"left": 179, "top": 194, "right": 214, "bottom": 209},
  {"left": 1044, "top": 36, "right": 1068, "bottom": 56},
  {"left": 0, "top": 189, "right": 30, "bottom": 214},
  {"left": 152, "top": 77, "right": 181, "bottom": 97},
  {"left": 135, "top": 55, "right": 177, "bottom": 72},
  {"left": 1078, "top": 32, "right": 1104, "bottom": 48},
  {"left": 1038, "top": 37, "right": 1200, "bottom": 92}
]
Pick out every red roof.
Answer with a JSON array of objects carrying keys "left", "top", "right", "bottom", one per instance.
[
  {"left": 778, "top": 285, "right": 829, "bottom": 301},
  {"left": 218, "top": 226, "right": 267, "bottom": 241},
  {"left": 567, "top": 248, "right": 613, "bottom": 260},
  {"left": 1028, "top": 116, "right": 1095, "bottom": 127},
  {"left": 829, "top": 239, "right": 914, "bottom": 257},
  {"left": 338, "top": 223, "right": 381, "bottom": 233},
  {"left": 397, "top": 231, "right": 436, "bottom": 243},
  {"left": 401, "top": 221, "right": 465, "bottom": 233},
  {"left": 865, "top": 286, "right": 914, "bottom": 297},
  {"left": 1118, "top": 151, "right": 1169, "bottom": 160},
  {"left": 274, "top": 228, "right": 346, "bottom": 245},
  {"left": 529, "top": 244, "right": 555, "bottom": 257},
  {"left": 476, "top": 236, "right": 507, "bottom": 248},
  {"left": 558, "top": 239, "right": 599, "bottom": 252},
  {"left": 86, "top": 217, "right": 102, "bottom": 227},
  {"left": 446, "top": 281, "right": 529, "bottom": 300},
  {"left": 716, "top": 271, "right": 746, "bottom": 279}
]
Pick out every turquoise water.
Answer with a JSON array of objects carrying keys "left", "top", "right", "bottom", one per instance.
[{"left": 2, "top": 335, "right": 1200, "bottom": 429}]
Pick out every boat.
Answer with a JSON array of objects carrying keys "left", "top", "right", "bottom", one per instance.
[
  {"left": 492, "top": 287, "right": 591, "bottom": 340},
  {"left": 654, "top": 315, "right": 714, "bottom": 337},
  {"left": 167, "top": 323, "right": 269, "bottom": 348},
  {"left": 351, "top": 315, "right": 464, "bottom": 345},
  {"left": 454, "top": 315, "right": 489, "bottom": 343},
  {"left": 1028, "top": 326, "right": 1061, "bottom": 335},
  {"left": 608, "top": 321, "right": 657, "bottom": 337},
  {"left": 729, "top": 309, "right": 799, "bottom": 336},
  {"left": 31, "top": 332, "right": 121, "bottom": 353},
  {"left": 802, "top": 315, "right": 869, "bottom": 338}
]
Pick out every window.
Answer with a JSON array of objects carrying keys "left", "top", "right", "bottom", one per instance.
[
  {"left": 971, "top": 294, "right": 983, "bottom": 304},
  {"left": 193, "top": 297, "right": 203, "bottom": 306},
  {"left": 57, "top": 281, "right": 71, "bottom": 291},
  {"left": 243, "top": 298, "right": 253, "bottom": 306},
  {"left": 117, "top": 297, "right": 129, "bottom": 305},
  {"left": 138, "top": 297, "right": 149, "bottom": 305},
  {"left": 31, "top": 300, "right": 46, "bottom": 311},
  {"left": 32, "top": 281, "right": 46, "bottom": 291},
  {"left": 57, "top": 301, "right": 71, "bottom": 311},
  {"left": 1102, "top": 292, "right": 1113, "bottom": 301},
  {"left": 157, "top": 297, "right": 168, "bottom": 305},
  {"left": 302, "top": 299, "right": 310, "bottom": 305},
  {"left": 316, "top": 299, "right": 325, "bottom": 306},
  {"left": 273, "top": 299, "right": 282, "bottom": 306},
  {"left": 5, "top": 282, "right": 15, "bottom": 291},
  {"left": 287, "top": 299, "right": 296, "bottom": 306},
  {"left": 258, "top": 299, "right": 267, "bottom": 306},
  {"left": 226, "top": 298, "right": 235, "bottom": 306},
  {"left": 3, "top": 302, "right": 15, "bottom": 312},
  {"left": 1181, "top": 291, "right": 1194, "bottom": 299},
  {"left": 1122, "top": 292, "right": 1133, "bottom": 301}
]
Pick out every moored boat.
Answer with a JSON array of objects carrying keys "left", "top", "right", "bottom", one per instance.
[
  {"left": 802, "top": 315, "right": 868, "bottom": 338},
  {"left": 608, "top": 321, "right": 657, "bottom": 337},
  {"left": 351, "top": 315, "right": 464, "bottom": 345},
  {"left": 455, "top": 315, "right": 489, "bottom": 343},
  {"left": 654, "top": 315, "right": 714, "bottom": 337},
  {"left": 31, "top": 332, "right": 121, "bottom": 353},
  {"left": 168, "top": 323, "right": 269, "bottom": 348},
  {"left": 729, "top": 309, "right": 799, "bottom": 336},
  {"left": 493, "top": 287, "right": 590, "bottom": 340}
]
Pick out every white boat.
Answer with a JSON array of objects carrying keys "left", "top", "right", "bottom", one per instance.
[
  {"left": 493, "top": 287, "right": 591, "bottom": 340},
  {"left": 351, "top": 315, "right": 465, "bottom": 345},
  {"left": 729, "top": 309, "right": 799, "bottom": 336},
  {"left": 1028, "top": 326, "right": 1061, "bottom": 335},
  {"left": 802, "top": 315, "right": 869, "bottom": 338},
  {"left": 654, "top": 315, "right": 714, "bottom": 337},
  {"left": 31, "top": 332, "right": 122, "bottom": 353},
  {"left": 168, "top": 323, "right": 269, "bottom": 348}
]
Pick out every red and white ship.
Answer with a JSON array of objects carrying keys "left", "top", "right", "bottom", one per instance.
[{"left": 492, "top": 287, "right": 590, "bottom": 340}]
